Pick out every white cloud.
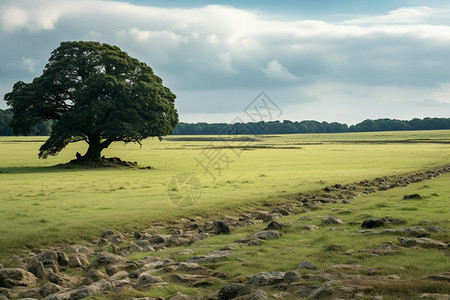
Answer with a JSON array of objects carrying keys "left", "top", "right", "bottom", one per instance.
[
  {"left": 21, "top": 57, "right": 36, "bottom": 72},
  {"left": 217, "top": 52, "right": 236, "bottom": 73},
  {"left": 1, "top": 6, "right": 28, "bottom": 31},
  {"left": 343, "top": 6, "right": 435, "bottom": 25},
  {"left": 432, "top": 83, "right": 450, "bottom": 104},
  {"left": 263, "top": 59, "right": 298, "bottom": 81}
]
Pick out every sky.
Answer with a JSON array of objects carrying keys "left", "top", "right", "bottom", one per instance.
[{"left": 1, "top": 0, "right": 450, "bottom": 124}]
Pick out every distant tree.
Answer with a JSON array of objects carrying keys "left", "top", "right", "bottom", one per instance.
[{"left": 4, "top": 41, "right": 178, "bottom": 161}]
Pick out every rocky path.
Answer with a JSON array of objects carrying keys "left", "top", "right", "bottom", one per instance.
[{"left": 0, "top": 165, "right": 449, "bottom": 300}]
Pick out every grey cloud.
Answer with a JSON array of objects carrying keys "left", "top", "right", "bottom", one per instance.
[{"left": 1, "top": 1, "right": 449, "bottom": 118}]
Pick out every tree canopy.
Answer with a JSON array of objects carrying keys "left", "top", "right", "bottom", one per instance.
[{"left": 4, "top": 41, "right": 178, "bottom": 161}]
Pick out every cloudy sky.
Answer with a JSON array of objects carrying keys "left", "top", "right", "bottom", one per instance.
[{"left": 1, "top": 0, "right": 449, "bottom": 124}]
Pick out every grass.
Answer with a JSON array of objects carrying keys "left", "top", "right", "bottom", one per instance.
[
  {"left": 0, "top": 130, "right": 449, "bottom": 261},
  {"left": 118, "top": 173, "right": 450, "bottom": 299}
]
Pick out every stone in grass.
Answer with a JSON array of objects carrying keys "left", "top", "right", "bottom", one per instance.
[
  {"left": 234, "top": 289, "right": 267, "bottom": 300},
  {"left": 40, "top": 281, "right": 64, "bottom": 298},
  {"left": 303, "top": 225, "right": 319, "bottom": 231},
  {"left": 419, "top": 293, "right": 450, "bottom": 300},
  {"left": 252, "top": 230, "right": 280, "bottom": 240},
  {"left": 0, "top": 268, "right": 38, "bottom": 288},
  {"left": 213, "top": 220, "right": 231, "bottom": 235},
  {"left": 249, "top": 272, "right": 285, "bottom": 287},
  {"left": 298, "top": 261, "right": 318, "bottom": 270},
  {"left": 264, "top": 220, "right": 288, "bottom": 231},
  {"left": 321, "top": 216, "right": 344, "bottom": 225},
  {"left": 187, "top": 250, "right": 232, "bottom": 263},
  {"left": 218, "top": 283, "right": 246, "bottom": 300},
  {"left": 398, "top": 237, "right": 447, "bottom": 249},
  {"left": 134, "top": 272, "right": 164, "bottom": 289},
  {"left": 403, "top": 194, "right": 424, "bottom": 200}
]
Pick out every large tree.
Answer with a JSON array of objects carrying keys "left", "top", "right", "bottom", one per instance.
[{"left": 4, "top": 41, "right": 178, "bottom": 161}]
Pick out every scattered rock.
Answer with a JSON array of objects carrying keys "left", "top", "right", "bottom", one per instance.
[
  {"left": 398, "top": 237, "right": 447, "bottom": 249},
  {"left": 168, "top": 292, "right": 200, "bottom": 300},
  {"left": 218, "top": 283, "right": 245, "bottom": 300},
  {"left": 40, "top": 282, "right": 64, "bottom": 297},
  {"left": 403, "top": 226, "right": 430, "bottom": 237},
  {"left": 26, "top": 258, "right": 47, "bottom": 278},
  {"left": 403, "top": 194, "right": 424, "bottom": 200},
  {"left": 90, "top": 252, "right": 128, "bottom": 268},
  {"left": 86, "top": 269, "right": 109, "bottom": 281},
  {"left": 419, "top": 293, "right": 449, "bottom": 299},
  {"left": 308, "top": 282, "right": 334, "bottom": 299},
  {"left": 213, "top": 220, "right": 231, "bottom": 234},
  {"left": 188, "top": 250, "right": 232, "bottom": 263},
  {"left": 134, "top": 272, "right": 164, "bottom": 289},
  {"left": 342, "top": 199, "right": 351, "bottom": 204},
  {"left": 283, "top": 271, "right": 302, "bottom": 283},
  {"left": 422, "top": 272, "right": 450, "bottom": 282},
  {"left": 249, "top": 272, "right": 285, "bottom": 287},
  {"left": 273, "top": 291, "right": 292, "bottom": 299},
  {"left": 321, "top": 216, "right": 344, "bottom": 225},
  {"left": 427, "top": 226, "right": 444, "bottom": 233},
  {"left": 57, "top": 251, "right": 70, "bottom": 266},
  {"left": 68, "top": 254, "right": 89, "bottom": 269},
  {"left": 105, "top": 262, "right": 138, "bottom": 276},
  {"left": 234, "top": 289, "right": 267, "bottom": 300},
  {"left": 171, "top": 273, "right": 215, "bottom": 287},
  {"left": 252, "top": 230, "right": 280, "bottom": 240},
  {"left": 0, "top": 268, "right": 38, "bottom": 288},
  {"left": 33, "top": 250, "right": 58, "bottom": 262},
  {"left": 359, "top": 241, "right": 400, "bottom": 255},
  {"left": 303, "top": 225, "right": 319, "bottom": 231},
  {"left": 298, "top": 261, "right": 318, "bottom": 270},
  {"left": 361, "top": 216, "right": 406, "bottom": 228},
  {"left": 264, "top": 220, "right": 288, "bottom": 231}
]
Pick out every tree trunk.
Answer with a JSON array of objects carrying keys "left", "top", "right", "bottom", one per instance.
[{"left": 83, "top": 136, "right": 104, "bottom": 161}]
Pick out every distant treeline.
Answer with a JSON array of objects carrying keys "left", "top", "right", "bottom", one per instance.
[
  {"left": 0, "top": 109, "right": 52, "bottom": 136},
  {"left": 1, "top": 108, "right": 449, "bottom": 136},
  {"left": 172, "top": 118, "right": 450, "bottom": 135}
]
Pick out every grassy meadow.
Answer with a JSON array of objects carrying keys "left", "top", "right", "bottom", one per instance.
[{"left": 0, "top": 130, "right": 449, "bottom": 261}]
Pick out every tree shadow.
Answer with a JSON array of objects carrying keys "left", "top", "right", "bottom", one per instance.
[{"left": 0, "top": 164, "right": 89, "bottom": 175}]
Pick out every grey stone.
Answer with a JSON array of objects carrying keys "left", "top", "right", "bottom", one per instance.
[
  {"left": 419, "top": 293, "right": 449, "bottom": 299},
  {"left": 249, "top": 272, "right": 285, "bottom": 287},
  {"left": 188, "top": 250, "right": 232, "bottom": 263},
  {"left": 298, "top": 261, "right": 318, "bottom": 270},
  {"left": 134, "top": 272, "right": 163, "bottom": 289},
  {"left": 33, "top": 250, "right": 58, "bottom": 263},
  {"left": 26, "top": 258, "right": 47, "bottom": 278},
  {"left": 308, "top": 282, "right": 334, "bottom": 299},
  {"left": 252, "top": 230, "right": 280, "bottom": 240},
  {"left": 422, "top": 272, "right": 450, "bottom": 282},
  {"left": 213, "top": 220, "right": 231, "bottom": 234},
  {"left": 86, "top": 269, "right": 109, "bottom": 281},
  {"left": 321, "top": 216, "right": 344, "bottom": 225},
  {"left": 403, "top": 194, "right": 424, "bottom": 200},
  {"left": 283, "top": 271, "right": 302, "bottom": 283},
  {"left": 218, "top": 283, "right": 246, "bottom": 300},
  {"left": 234, "top": 289, "right": 267, "bottom": 300},
  {"left": 264, "top": 221, "right": 288, "bottom": 231},
  {"left": 168, "top": 292, "right": 200, "bottom": 300},
  {"left": 68, "top": 254, "right": 89, "bottom": 269},
  {"left": 57, "top": 252, "right": 70, "bottom": 266},
  {"left": 90, "top": 252, "right": 127, "bottom": 268},
  {"left": 427, "top": 226, "right": 444, "bottom": 233},
  {"left": 40, "top": 282, "right": 64, "bottom": 297},
  {"left": 303, "top": 225, "right": 319, "bottom": 230},
  {"left": 398, "top": 237, "right": 447, "bottom": 249},
  {"left": 0, "top": 268, "right": 38, "bottom": 288}
]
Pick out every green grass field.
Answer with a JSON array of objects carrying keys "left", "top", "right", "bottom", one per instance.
[{"left": 0, "top": 130, "right": 449, "bottom": 261}]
